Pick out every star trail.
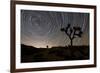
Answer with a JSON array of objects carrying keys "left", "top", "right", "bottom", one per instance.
[{"left": 21, "top": 10, "right": 89, "bottom": 48}]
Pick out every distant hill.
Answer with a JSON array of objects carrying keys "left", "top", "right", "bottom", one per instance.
[
  {"left": 21, "top": 44, "right": 39, "bottom": 56},
  {"left": 21, "top": 44, "right": 89, "bottom": 63}
]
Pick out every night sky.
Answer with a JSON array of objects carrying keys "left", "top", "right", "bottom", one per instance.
[{"left": 21, "top": 10, "right": 89, "bottom": 48}]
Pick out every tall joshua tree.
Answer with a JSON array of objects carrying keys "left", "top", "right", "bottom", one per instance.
[{"left": 61, "top": 24, "right": 83, "bottom": 46}]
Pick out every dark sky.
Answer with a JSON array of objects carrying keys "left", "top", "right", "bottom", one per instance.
[{"left": 21, "top": 10, "right": 89, "bottom": 48}]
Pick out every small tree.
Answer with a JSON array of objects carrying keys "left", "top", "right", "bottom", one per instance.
[
  {"left": 61, "top": 24, "right": 83, "bottom": 46},
  {"left": 46, "top": 45, "right": 49, "bottom": 48}
]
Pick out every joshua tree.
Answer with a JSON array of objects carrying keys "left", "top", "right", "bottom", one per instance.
[
  {"left": 61, "top": 24, "right": 83, "bottom": 46},
  {"left": 46, "top": 45, "right": 49, "bottom": 48}
]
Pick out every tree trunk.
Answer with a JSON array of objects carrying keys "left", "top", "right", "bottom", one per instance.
[{"left": 70, "top": 39, "right": 73, "bottom": 46}]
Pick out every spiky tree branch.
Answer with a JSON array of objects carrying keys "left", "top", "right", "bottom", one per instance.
[{"left": 61, "top": 24, "right": 83, "bottom": 46}]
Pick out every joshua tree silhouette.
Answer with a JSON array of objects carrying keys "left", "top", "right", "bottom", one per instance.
[
  {"left": 46, "top": 45, "right": 49, "bottom": 48},
  {"left": 61, "top": 24, "right": 83, "bottom": 46}
]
